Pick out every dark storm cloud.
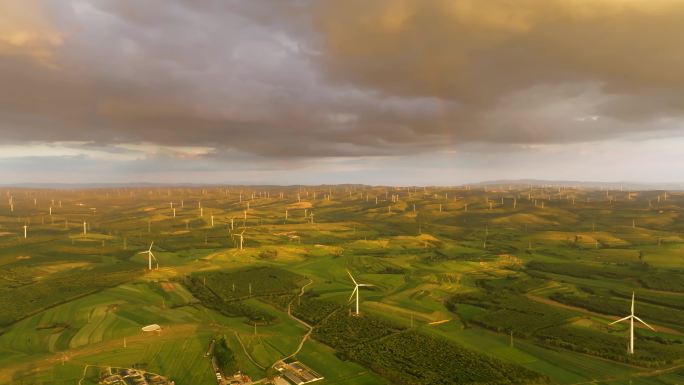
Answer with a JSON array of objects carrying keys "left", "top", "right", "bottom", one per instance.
[{"left": 1, "top": 0, "right": 683, "bottom": 160}]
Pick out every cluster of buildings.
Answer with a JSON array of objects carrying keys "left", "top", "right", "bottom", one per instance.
[
  {"left": 99, "top": 367, "right": 173, "bottom": 385},
  {"left": 217, "top": 371, "right": 252, "bottom": 385},
  {"left": 273, "top": 360, "right": 324, "bottom": 385}
]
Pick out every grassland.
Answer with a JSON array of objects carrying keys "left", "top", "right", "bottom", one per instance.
[{"left": 0, "top": 185, "right": 683, "bottom": 384}]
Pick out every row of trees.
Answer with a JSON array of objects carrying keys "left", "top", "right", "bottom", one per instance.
[
  {"left": 446, "top": 275, "right": 684, "bottom": 367},
  {"left": 214, "top": 337, "right": 238, "bottom": 375},
  {"left": 0, "top": 262, "right": 137, "bottom": 327},
  {"left": 294, "top": 296, "right": 548, "bottom": 385},
  {"left": 181, "top": 275, "right": 276, "bottom": 325},
  {"left": 537, "top": 325, "right": 684, "bottom": 367}
]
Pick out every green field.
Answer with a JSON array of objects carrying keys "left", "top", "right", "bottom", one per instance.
[{"left": 1, "top": 185, "right": 683, "bottom": 384}]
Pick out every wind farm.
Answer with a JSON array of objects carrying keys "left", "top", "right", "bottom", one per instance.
[
  {"left": 0, "top": 185, "right": 683, "bottom": 384},
  {"left": 3, "top": 0, "right": 684, "bottom": 384}
]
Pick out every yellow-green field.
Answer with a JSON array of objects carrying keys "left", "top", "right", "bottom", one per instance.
[{"left": 1, "top": 185, "right": 683, "bottom": 384}]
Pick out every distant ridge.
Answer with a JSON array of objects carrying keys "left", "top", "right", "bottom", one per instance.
[
  {"left": 0, "top": 182, "right": 366, "bottom": 189},
  {"left": 470, "top": 180, "right": 684, "bottom": 191},
  {"left": 1, "top": 180, "right": 683, "bottom": 190}
]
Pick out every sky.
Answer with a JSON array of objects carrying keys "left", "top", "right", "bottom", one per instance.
[{"left": 1, "top": 0, "right": 683, "bottom": 185}]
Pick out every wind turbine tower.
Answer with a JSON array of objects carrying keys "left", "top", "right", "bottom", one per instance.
[
  {"left": 138, "top": 242, "right": 159, "bottom": 270},
  {"left": 610, "top": 292, "right": 655, "bottom": 354},
  {"left": 233, "top": 230, "right": 245, "bottom": 250},
  {"left": 347, "top": 270, "right": 373, "bottom": 316}
]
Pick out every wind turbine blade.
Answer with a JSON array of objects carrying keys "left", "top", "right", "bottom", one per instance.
[
  {"left": 137, "top": 251, "right": 147, "bottom": 254},
  {"left": 149, "top": 241, "right": 154, "bottom": 251},
  {"left": 609, "top": 315, "right": 632, "bottom": 325},
  {"left": 633, "top": 316, "right": 656, "bottom": 331},
  {"left": 348, "top": 286, "right": 358, "bottom": 302},
  {"left": 346, "top": 270, "right": 358, "bottom": 285},
  {"left": 358, "top": 284, "right": 374, "bottom": 287}
]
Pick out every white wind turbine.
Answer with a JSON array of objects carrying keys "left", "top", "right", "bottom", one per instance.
[
  {"left": 233, "top": 230, "right": 245, "bottom": 250},
  {"left": 347, "top": 270, "right": 373, "bottom": 316},
  {"left": 138, "top": 242, "right": 159, "bottom": 270},
  {"left": 610, "top": 292, "right": 655, "bottom": 354}
]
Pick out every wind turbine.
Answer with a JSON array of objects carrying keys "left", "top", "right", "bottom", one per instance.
[
  {"left": 233, "top": 230, "right": 245, "bottom": 250},
  {"left": 610, "top": 292, "right": 655, "bottom": 354},
  {"left": 138, "top": 242, "right": 159, "bottom": 270},
  {"left": 347, "top": 270, "right": 373, "bottom": 316}
]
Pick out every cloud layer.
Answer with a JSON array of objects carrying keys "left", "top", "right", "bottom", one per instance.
[{"left": 1, "top": 0, "right": 683, "bottom": 183}]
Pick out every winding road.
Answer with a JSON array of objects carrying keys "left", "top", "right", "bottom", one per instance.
[
  {"left": 234, "top": 331, "right": 266, "bottom": 370},
  {"left": 272, "top": 279, "right": 314, "bottom": 367}
]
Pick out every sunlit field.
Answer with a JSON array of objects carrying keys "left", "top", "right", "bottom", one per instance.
[{"left": 1, "top": 185, "right": 683, "bottom": 384}]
